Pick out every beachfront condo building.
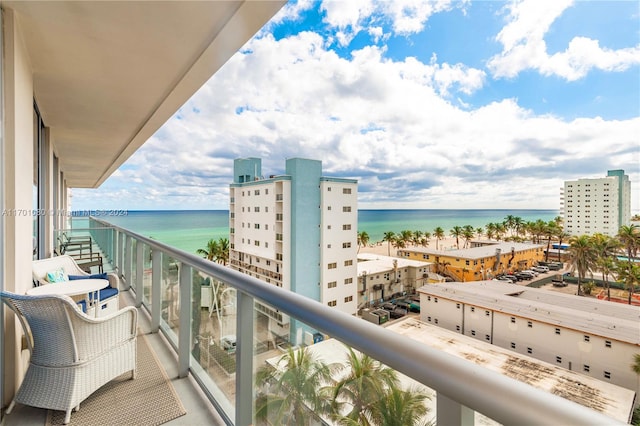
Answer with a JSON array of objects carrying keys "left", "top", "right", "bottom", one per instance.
[
  {"left": 398, "top": 242, "right": 545, "bottom": 282},
  {"left": 229, "top": 158, "right": 358, "bottom": 344},
  {"left": 418, "top": 281, "right": 640, "bottom": 408},
  {"left": 562, "top": 169, "right": 631, "bottom": 237}
]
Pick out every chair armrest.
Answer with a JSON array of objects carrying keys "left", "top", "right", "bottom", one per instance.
[{"left": 69, "top": 305, "right": 138, "bottom": 361}]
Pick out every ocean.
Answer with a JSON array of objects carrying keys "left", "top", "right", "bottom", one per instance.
[{"left": 75, "top": 209, "right": 559, "bottom": 255}]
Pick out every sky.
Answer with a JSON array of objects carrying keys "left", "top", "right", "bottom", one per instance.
[{"left": 72, "top": 0, "right": 640, "bottom": 213}]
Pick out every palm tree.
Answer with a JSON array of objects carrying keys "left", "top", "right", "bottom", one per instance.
[
  {"left": 255, "top": 346, "right": 337, "bottom": 425},
  {"left": 216, "top": 237, "right": 230, "bottom": 265},
  {"left": 568, "top": 235, "right": 596, "bottom": 296},
  {"left": 368, "top": 386, "right": 432, "bottom": 426},
  {"left": 411, "top": 230, "right": 424, "bottom": 247},
  {"left": 399, "top": 230, "right": 414, "bottom": 248},
  {"left": 543, "top": 221, "right": 560, "bottom": 262},
  {"left": 615, "top": 261, "right": 640, "bottom": 305},
  {"left": 331, "top": 347, "right": 399, "bottom": 425},
  {"left": 632, "top": 353, "right": 640, "bottom": 375},
  {"left": 513, "top": 216, "right": 525, "bottom": 239},
  {"left": 382, "top": 232, "right": 396, "bottom": 256},
  {"left": 421, "top": 231, "right": 431, "bottom": 248},
  {"left": 357, "top": 231, "right": 370, "bottom": 253},
  {"left": 484, "top": 223, "right": 496, "bottom": 241},
  {"left": 475, "top": 227, "right": 484, "bottom": 239},
  {"left": 503, "top": 215, "right": 516, "bottom": 237},
  {"left": 197, "top": 238, "right": 219, "bottom": 261},
  {"left": 462, "top": 225, "right": 474, "bottom": 248},
  {"left": 617, "top": 225, "right": 640, "bottom": 303},
  {"left": 449, "top": 226, "right": 463, "bottom": 249},
  {"left": 591, "top": 233, "right": 621, "bottom": 301},
  {"left": 433, "top": 227, "right": 445, "bottom": 250},
  {"left": 556, "top": 230, "right": 571, "bottom": 262}
]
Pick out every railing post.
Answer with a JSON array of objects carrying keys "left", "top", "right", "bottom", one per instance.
[
  {"left": 235, "top": 290, "right": 254, "bottom": 426},
  {"left": 136, "top": 240, "right": 144, "bottom": 308},
  {"left": 178, "top": 262, "right": 192, "bottom": 378},
  {"left": 124, "top": 235, "right": 132, "bottom": 290},
  {"left": 117, "top": 231, "right": 124, "bottom": 279},
  {"left": 151, "top": 249, "right": 162, "bottom": 333},
  {"left": 438, "top": 392, "right": 474, "bottom": 426}
]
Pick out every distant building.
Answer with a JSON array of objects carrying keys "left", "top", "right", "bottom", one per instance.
[
  {"left": 229, "top": 158, "right": 358, "bottom": 345},
  {"left": 562, "top": 169, "right": 631, "bottom": 237},
  {"left": 418, "top": 281, "right": 640, "bottom": 407},
  {"left": 356, "top": 253, "right": 440, "bottom": 308},
  {"left": 398, "top": 242, "right": 545, "bottom": 282}
]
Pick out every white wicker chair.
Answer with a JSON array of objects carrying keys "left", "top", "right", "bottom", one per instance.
[
  {"left": 1, "top": 291, "right": 137, "bottom": 424},
  {"left": 32, "top": 255, "right": 120, "bottom": 316}
]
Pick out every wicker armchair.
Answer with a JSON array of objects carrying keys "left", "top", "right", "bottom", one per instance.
[{"left": 1, "top": 291, "right": 137, "bottom": 424}]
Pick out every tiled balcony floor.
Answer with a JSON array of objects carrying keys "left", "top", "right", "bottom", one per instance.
[{"left": 3, "top": 289, "right": 226, "bottom": 426}]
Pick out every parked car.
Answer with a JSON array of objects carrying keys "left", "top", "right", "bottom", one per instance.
[
  {"left": 381, "top": 302, "right": 396, "bottom": 312},
  {"left": 495, "top": 276, "right": 513, "bottom": 283},
  {"left": 503, "top": 274, "right": 520, "bottom": 281},
  {"left": 390, "top": 307, "right": 407, "bottom": 319},
  {"left": 515, "top": 272, "right": 532, "bottom": 280},
  {"left": 532, "top": 266, "right": 549, "bottom": 273},
  {"left": 520, "top": 270, "right": 538, "bottom": 277}
]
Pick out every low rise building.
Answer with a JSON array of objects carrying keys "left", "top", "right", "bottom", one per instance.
[
  {"left": 356, "top": 253, "right": 439, "bottom": 308},
  {"left": 418, "top": 281, "right": 640, "bottom": 406},
  {"left": 398, "top": 242, "right": 545, "bottom": 282}
]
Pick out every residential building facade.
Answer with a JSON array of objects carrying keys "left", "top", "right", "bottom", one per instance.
[
  {"left": 229, "top": 158, "right": 358, "bottom": 344},
  {"left": 398, "top": 242, "right": 545, "bottom": 282},
  {"left": 418, "top": 281, "right": 640, "bottom": 406},
  {"left": 562, "top": 169, "right": 631, "bottom": 237}
]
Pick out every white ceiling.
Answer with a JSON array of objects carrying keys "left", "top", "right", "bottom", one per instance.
[{"left": 5, "top": 1, "right": 285, "bottom": 188}]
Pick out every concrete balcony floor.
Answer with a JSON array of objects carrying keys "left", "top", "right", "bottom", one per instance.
[{"left": 3, "top": 289, "right": 226, "bottom": 426}]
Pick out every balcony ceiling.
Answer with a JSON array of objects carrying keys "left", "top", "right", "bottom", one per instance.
[{"left": 6, "top": 1, "right": 285, "bottom": 188}]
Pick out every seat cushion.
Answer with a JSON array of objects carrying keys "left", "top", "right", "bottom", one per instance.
[
  {"left": 88, "top": 286, "right": 119, "bottom": 302},
  {"left": 68, "top": 272, "right": 108, "bottom": 281}
]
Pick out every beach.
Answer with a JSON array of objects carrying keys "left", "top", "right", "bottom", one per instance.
[{"left": 359, "top": 235, "right": 461, "bottom": 256}]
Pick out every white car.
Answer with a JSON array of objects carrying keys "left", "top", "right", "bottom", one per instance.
[
  {"left": 532, "top": 266, "right": 549, "bottom": 273},
  {"left": 520, "top": 270, "right": 538, "bottom": 277}
]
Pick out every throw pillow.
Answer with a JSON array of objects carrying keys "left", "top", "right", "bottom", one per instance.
[
  {"left": 68, "top": 272, "right": 108, "bottom": 281},
  {"left": 46, "top": 268, "right": 68, "bottom": 283}
]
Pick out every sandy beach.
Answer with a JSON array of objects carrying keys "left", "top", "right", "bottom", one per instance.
[{"left": 359, "top": 236, "right": 462, "bottom": 256}]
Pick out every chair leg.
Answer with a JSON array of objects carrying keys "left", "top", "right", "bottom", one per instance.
[
  {"left": 64, "top": 409, "right": 72, "bottom": 424},
  {"left": 5, "top": 400, "right": 16, "bottom": 414}
]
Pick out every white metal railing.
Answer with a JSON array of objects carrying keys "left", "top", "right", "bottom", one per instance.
[{"left": 84, "top": 216, "right": 625, "bottom": 426}]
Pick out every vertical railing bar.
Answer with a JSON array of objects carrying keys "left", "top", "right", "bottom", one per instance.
[
  {"left": 117, "top": 231, "right": 124, "bottom": 280},
  {"left": 151, "top": 249, "right": 162, "bottom": 333},
  {"left": 178, "top": 262, "right": 192, "bottom": 378},
  {"left": 235, "top": 290, "right": 254, "bottom": 426},
  {"left": 136, "top": 239, "right": 144, "bottom": 308},
  {"left": 437, "top": 392, "right": 475, "bottom": 426},
  {"left": 124, "top": 235, "right": 132, "bottom": 290}
]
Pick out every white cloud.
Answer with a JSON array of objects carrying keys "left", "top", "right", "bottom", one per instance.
[
  {"left": 75, "top": 30, "right": 639, "bottom": 212},
  {"left": 488, "top": 0, "right": 640, "bottom": 80}
]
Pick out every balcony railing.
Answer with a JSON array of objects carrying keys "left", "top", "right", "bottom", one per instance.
[{"left": 82, "top": 216, "right": 623, "bottom": 426}]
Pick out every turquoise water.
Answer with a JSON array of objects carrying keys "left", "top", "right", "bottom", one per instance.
[{"left": 73, "top": 209, "right": 558, "bottom": 254}]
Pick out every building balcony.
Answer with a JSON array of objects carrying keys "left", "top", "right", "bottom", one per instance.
[{"left": 2, "top": 217, "right": 626, "bottom": 426}]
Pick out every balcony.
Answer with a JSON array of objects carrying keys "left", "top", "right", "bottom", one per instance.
[{"left": 3, "top": 217, "right": 626, "bottom": 426}]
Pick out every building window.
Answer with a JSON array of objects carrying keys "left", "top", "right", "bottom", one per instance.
[
  {"left": 456, "top": 325, "right": 461, "bottom": 331},
  {"left": 471, "top": 330, "right": 476, "bottom": 336},
  {"left": 583, "top": 365, "right": 590, "bottom": 373},
  {"left": 343, "top": 242, "right": 351, "bottom": 248},
  {"left": 605, "top": 340, "right": 611, "bottom": 348},
  {"left": 434, "top": 319, "right": 438, "bottom": 324},
  {"left": 344, "top": 278, "right": 353, "bottom": 284},
  {"left": 604, "top": 371, "right": 611, "bottom": 379},
  {"left": 511, "top": 342, "right": 516, "bottom": 349},
  {"left": 344, "top": 296, "right": 353, "bottom": 303},
  {"left": 328, "top": 281, "right": 337, "bottom": 288},
  {"left": 327, "top": 187, "right": 331, "bottom": 191},
  {"left": 485, "top": 310, "right": 490, "bottom": 316},
  {"left": 584, "top": 335, "right": 590, "bottom": 342},
  {"left": 555, "top": 328, "right": 560, "bottom": 335},
  {"left": 343, "top": 206, "right": 352, "bottom": 212},
  {"left": 427, "top": 296, "right": 431, "bottom": 301},
  {"left": 456, "top": 303, "right": 460, "bottom": 309},
  {"left": 485, "top": 335, "right": 490, "bottom": 341},
  {"left": 527, "top": 347, "right": 532, "bottom": 354},
  {"left": 427, "top": 316, "right": 431, "bottom": 322},
  {"left": 255, "top": 223, "right": 260, "bottom": 229},
  {"left": 470, "top": 306, "right": 475, "bottom": 312},
  {"left": 254, "top": 190, "right": 260, "bottom": 195},
  {"left": 556, "top": 356, "right": 562, "bottom": 364},
  {"left": 434, "top": 298, "right": 438, "bottom": 303},
  {"left": 328, "top": 263, "right": 337, "bottom": 269},
  {"left": 343, "top": 188, "right": 351, "bottom": 194},
  {"left": 527, "top": 321, "right": 532, "bottom": 328},
  {"left": 328, "top": 300, "right": 337, "bottom": 307},
  {"left": 343, "top": 224, "right": 351, "bottom": 230},
  {"left": 510, "top": 317, "right": 515, "bottom": 323},
  {"left": 265, "top": 189, "right": 269, "bottom": 195},
  {"left": 327, "top": 206, "right": 332, "bottom": 211},
  {"left": 344, "top": 260, "right": 353, "bottom": 266},
  {"left": 254, "top": 240, "right": 260, "bottom": 246},
  {"left": 254, "top": 207, "right": 260, "bottom": 212}
]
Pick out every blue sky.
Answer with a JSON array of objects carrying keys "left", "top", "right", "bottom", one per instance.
[{"left": 73, "top": 0, "right": 640, "bottom": 212}]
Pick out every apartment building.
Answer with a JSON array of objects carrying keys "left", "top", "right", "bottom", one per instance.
[
  {"left": 562, "top": 169, "right": 631, "bottom": 237},
  {"left": 229, "top": 158, "right": 358, "bottom": 344},
  {"left": 356, "top": 253, "right": 439, "bottom": 307},
  {"left": 398, "top": 242, "right": 545, "bottom": 282},
  {"left": 418, "top": 281, "right": 640, "bottom": 406}
]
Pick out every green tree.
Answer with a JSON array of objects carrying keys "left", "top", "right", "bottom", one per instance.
[
  {"left": 368, "top": 386, "right": 432, "bottom": 426},
  {"left": 617, "top": 225, "right": 640, "bottom": 303},
  {"left": 357, "top": 231, "right": 370, "bottom": 253},
  {"left": 449, "top": 226, "right": 463, "bottom": 249},
  {"left": 591, "top": 233, "right": 621, "bottom": 301},
  {"left": 382, "top": 232, "right": 396, "bottom": 256},
  {"left": 543, "top": 221, "right": 560, "bottom": 262},
  {"left": 433, "top": 227, "right": 445, "bottom": 250},
  {"left": 632, "top": 353, "right": 640, "bottom": 375},
  {"left": 216, "top": 237, "right": 230, "bottom": 265},
  {"left": 555, "top": 231, "right": 571, "bottom": 262},
  {"left": 399, "top": 230, "right": 414, "bottom": 248},
  {"left": 484, "top": 223, "right": 496, "bottom": 241},
  {"left": 568, "top": 235, "right": 596, "bottom": 296},
  {"left": 462, "top": 225, "right": 474, "bottom": 248},
  {"left": 412, "top": 230, "right": 424, "bottom": 247},
  {"left": 197, "top": 238, "right": 219, "bottom": 261},
  {"left": 255, "top": 347, "right": 337, "bottom": 425},
  {"left": 615, "top": 261, "right": 640, "bottom": 305},
  {"left": 331, "top": 347, "right": 399, "bottom": 425}
]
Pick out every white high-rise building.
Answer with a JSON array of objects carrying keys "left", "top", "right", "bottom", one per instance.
[
  {"left": 562, "top": 170, "right": 631, "bottom": 237},
  {"left": 229, "top": 158, "right": 358, "bottom": 345}
]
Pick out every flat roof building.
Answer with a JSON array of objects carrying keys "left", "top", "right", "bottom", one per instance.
[
  {"left": 562, "top": 169, "right": 632, "bottom": 237},
  {"left": 418, "top": 281, "right": 640, "bottom": 407}
]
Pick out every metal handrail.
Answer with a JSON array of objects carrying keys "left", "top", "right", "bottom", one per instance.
[{"left": 88, "top": 216, "right": 625, "bottom": 426}]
